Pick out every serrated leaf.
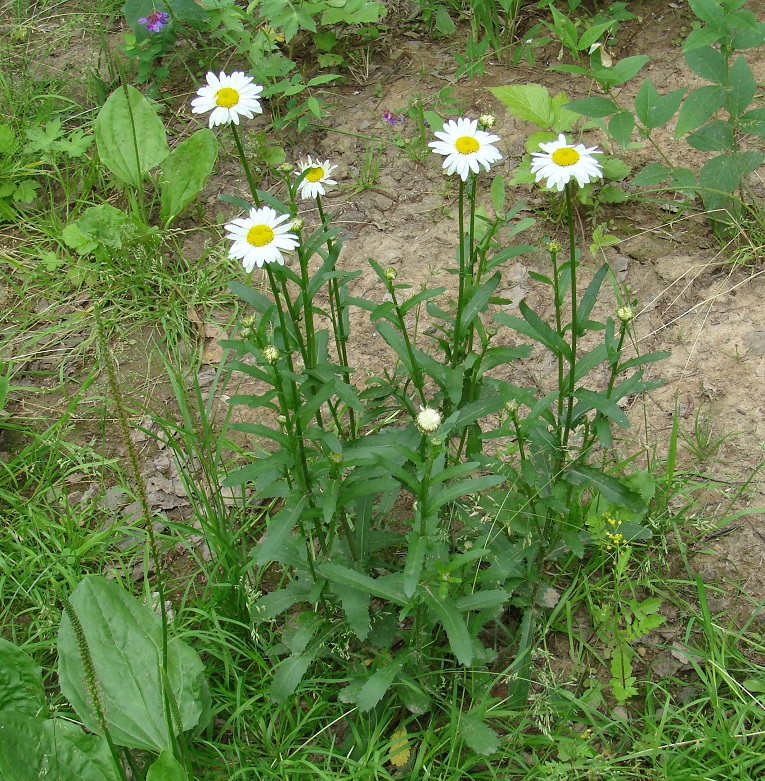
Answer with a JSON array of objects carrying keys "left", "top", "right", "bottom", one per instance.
[
  {"left": 357, "top": 659, "right": 403, "bottom": 712},
  {"left": 421, "top": 591, "right": 473, "bottom": 666},
  {"left": 487, "top": 84, "right": 554, "bottom": 129},
  {"left": 333, "top": 582, "right": 371, "bottom": 640},
  {"left": 270, "top": 653, "right": 314, "bottom": 703},
  {"left": 459, "top": 715, "right": 499, "bottom": 756}
]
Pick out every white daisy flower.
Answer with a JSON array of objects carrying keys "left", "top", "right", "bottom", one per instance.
[
  {"left": 191, "top": 71, "right": 263, "bottom": 128},
  {"left": 224, "top": 206, "right": 299, "bottom": 272},
  {"left": 296, "top": 156, "right": 337, "bottom": 199},
  {"left": 415, "top": 407, "right": 442, "bottom": 434},
  {"left": 530, "top": 133, "right": 603, "bottom": 191},
  {"left": 428, "top": 117, "right": 502, "bottom": 181}
]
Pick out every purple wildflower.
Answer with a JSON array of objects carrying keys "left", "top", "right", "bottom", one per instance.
[
  {"left": 138, "top": 10, "right": 170, "bottom": 33},
  {"left": 382, "top": 110, "right": 405, "bottom": 127}
]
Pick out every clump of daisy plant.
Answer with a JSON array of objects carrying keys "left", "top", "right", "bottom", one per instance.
[
  {"left": 428, "top": 117, "right": 503, "bottom": 386},
  {"left": 531, "top": 133, "right": 603, "bottom": 447}
]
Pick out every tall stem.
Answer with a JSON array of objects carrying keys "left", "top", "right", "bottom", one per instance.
[
  {"left": 563, "top": 183, "right": 578, "bottom": 449},
  {"left": 452, "top": 178, "right": 467, "bottom": 369},
  {"left": 230, "top": 124, "right": 260, "bottom": 207},
  {"left": 316, "top": 195, "right": 356, "bottom": 436},
  {"left": 551, "top": 247, "right": 565, "bottom": 440}
]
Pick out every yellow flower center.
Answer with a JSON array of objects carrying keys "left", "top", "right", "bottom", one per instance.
[
  {"left": 305, "top": 166, "right": 324, "bottom": 182},
  {"left": 215, "top": 87, "right": 240, "bottom": 108},
  {"left": 455, "top": 136, "right": 480, "bottom": 155},
  {"left": 246, "top": 224, "right": 274, "bottom": 247},
  {"left": 551, "top": 147, "right": 580, "bottom": 167}
]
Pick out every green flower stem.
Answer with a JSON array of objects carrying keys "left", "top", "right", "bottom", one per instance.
[
  {"left": 562, "top": 182, "right": 579, "bottom": 450},
  {"left": 316, "top": 195, "right": 356, "bottom": 436},
  {"left": 550, "top": 246, "right": 565, "bottom": 439},
  {"left": 230, "top": 123, "right": 260, "bottom": 208},
  {"left": 452, "top": 178, "right": 467, "bottom": 369},
  {"left": 387, "top": 280, "right": 427, "bottom": 406},
  {"left": 265, "top": 269, "right": 311, "bottom": 486},
  {"left": 297, "top": 243, "right": 317, "bottom": 369}
]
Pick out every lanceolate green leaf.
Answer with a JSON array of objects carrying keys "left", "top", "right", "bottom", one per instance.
[
  {"left": 565, "top": 466, "right": 646, "bottom": 512},
  {"left": 58, "top": 576, "right": 206, "bottom": 752},
  {"left": 421, "top": 590, "right": 473, "bottom": 666},
  {"left": 356, "top": 658, "right": 404, "bottom": 712},
  {"left": 159, "top": 128, "right": 218, "bottom": 223},
  {"left": 459, "top": 715, "right": 499, "bottom": 756},
  {"left": 94, "top": 86, "right": 168, "bottom": 188}
]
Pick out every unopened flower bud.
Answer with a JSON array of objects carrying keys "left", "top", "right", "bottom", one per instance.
[
  {"left": 276, "top": 414, "right": 287, "bottom": 425},
  {"left": 505, "top": 399, "right": 520, "bottom": 414},
  {"left": 617, "top": 305, "right": 635, "bottom": 322},
  {"left": 384, "top": 267, "right": 398, "bottom": 280},
  {"left": 546, "top": 240, "right": 563, "bottom": 255},
  {"left": 428, "top": 436, "right": 443, "bottom": 448},
  {"left": 416, "top": 406, "right": 442, "bottom": 434},
  {"left": 478, "top": 114, "right": 495, "bottom": 130},
  {"left": 290, "top": 217, "right": 304, "bottom": 232},
  {"left": 239, "top": 326, "right": 253, "bottom": 338},
  {"left": 485, "top": 326, "right": 498, "bottom": 339},
  {"left": 278, "top": 162, "right": 294, "bottom": 175},
  {"left": 329, "top": 452, "right": 344, "bottom": 465},
  {"left": 241, "top": 314, "right": 256, "bottom": 327},
  {"left": 262, "top": 345, "right": 280, "bottom": 364}
]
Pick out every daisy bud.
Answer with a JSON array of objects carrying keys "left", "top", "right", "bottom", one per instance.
[
  {"left": 384, "top": 267, "right": 398, "bottom": 280},
  {"left": 276, "top": 414, "right": 287, "bottom": 425},
  {"left": 416, "top": 407, "right": 442, "bottom": 434},
  {"left": 546, "top": 240, "right": 563, "bottom": 255},
  {"left": 617, "top": 305, "right": 635, "bottom": 322},
  {"left": 262, "top": 345, "right": 280, "bottom": 364},
  {"left": 290, "top": 217, "right": 304, "bottom": 232},
  {"left": 478, "top": 114, "right": 495, "bottom": 130}
]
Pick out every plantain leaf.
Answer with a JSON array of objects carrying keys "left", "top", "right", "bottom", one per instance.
[
  {"left": 0, "top": 638, "right": 46, "bottom": 717},
  {"left": 58, "top": 576, "right": 206, "bottom": 752},
  {"left": 146, "top": 751, "right": 189, "bottom": 781},
  {"left": 0, "top": 713, "right": 121, "bottom": 781},
  {"left": 94, "top": 86, "right": 168, "bottom": 188},
  {"left": 159, "top": 128, "right": 217, "bottom": 223}
]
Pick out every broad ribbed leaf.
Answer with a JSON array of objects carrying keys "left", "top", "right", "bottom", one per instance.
[
  {"left": 0, "top": 639, "right": 46, "bottom": 717},
  {"left": 146, "top": 752, "right": 189, "bottom": 781},
  {"left": 58, "top": 576, "right": 206, "bottom": 752},
  {"left": 160, "top": 128, "right": 217, "bottom": 223},
  {"left": 94, "top": 86, "right": 168, "bottom": 187},
  {"left": 0, "top": 713, "right": 120, "bottom": 781}
]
